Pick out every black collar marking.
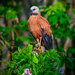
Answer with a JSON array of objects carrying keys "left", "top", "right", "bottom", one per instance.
[{"left": 30, "top": 13, "right": 38, "bottom": 15}]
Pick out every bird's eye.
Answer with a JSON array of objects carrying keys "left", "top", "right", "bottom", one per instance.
[{"left": 33, "top": 9, "right": 35, "bottom": 10}]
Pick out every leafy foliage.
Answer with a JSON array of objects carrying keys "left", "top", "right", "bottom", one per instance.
[
  {"left": 44, "top": 2, "right": 72, "bottom": 38},
  {"left": 6, "top": 44, "right": 65, "bottom": 75},
  {"left": 0, "top": 0, "right": 75, "bottom": 75},
  {"left": 0, "top": 6, "right": 17, "bottom": 19},
  {"left": 0, "top": 6, "right": 34, "bottom": 49},
  {"left": 40, "top": 1, "right": 75, "bottom": 72}
]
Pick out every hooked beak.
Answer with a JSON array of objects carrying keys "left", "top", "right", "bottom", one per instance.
[{"left": 30, "top": 10, "right": 33, "bottom": 14}]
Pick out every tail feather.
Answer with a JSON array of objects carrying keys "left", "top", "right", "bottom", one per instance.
[
  {"left": 39, "top": 24, "right": 53, "bottom": 50},
  {"left": 41, "top": 32, "right": 53, "bottom": 50}
]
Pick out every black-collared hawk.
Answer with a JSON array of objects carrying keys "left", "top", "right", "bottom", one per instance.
[{"left": 27, "top": 6, "right": 53, "bottom": 50}]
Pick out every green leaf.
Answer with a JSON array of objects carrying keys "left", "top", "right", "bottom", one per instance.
[
  {"left": 52, "top": 0, "right": 54, "bottom": 1},
  {"left": 5, "top": 26, "right": 11, "bottom": 34},
  {"left": 18, "top": 47, "right": 22, "bottom": 52},
  {"left": 5, "top": 8, "right": 17, "bottom": 19},
  {"left": 67, "top": 48, "right": 75, "bottom": 54},
  {"left": 20, "top": 21, "right": 27, "bottom": 25},
  {"left": 57, "top": 57, "right": 60, "bottom": 69},
  {"left": 59, "top": 16, "right": 65, "bottom": 24},
  {"left": 54, "top": 71, "right": 57, "bottom": 75},
  {"left": 0, "top": 26, "right": 4, "bottom": 32},
  {"left": 49, "top": 16, "right": 58, "bottom": 25},
  {"left": 66, "top": 3, "right": 70, "bottom": 9},
  {"left": 67, "top": 57, "right": 75, "bottom": 62},
  {"left": 32, "top": 55, "right": 38, "bottom": 63},
  {"left": 27, "top": 44, "right": 33, "bottom": 50},
  {"left": 46, "top": 11, "right": 51, "bottom": 16},
  {"left": 16, "top": 36, "right": 31, "bottom": 42}
]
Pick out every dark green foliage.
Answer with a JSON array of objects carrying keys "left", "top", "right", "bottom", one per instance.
[
  {"left": 44, "top": 2, "right": 71, "bottom": 38},
  {"left": 13, "top": 21, "right": 28, "bottom": 32},
  {"left": 0, "top": 1, "right": 75, "bottom": 75},
  {"left": 7, "top": 44, "right": 33, "bottom": 74},
  {"left": 0, "top": 6, "right": 34, "bottom": 48},
  {"left": 40, "top": 1, "right": 75, "bottom": 73},
  {"left": 0, "top": 6, "right": 17, "bottom": 19},
  {"left": 6, "top": 44, "right": 65, "bottom": 75},
  {"left": 65, "top": 56, "right": 75, "bottom": 70},
  {"left": 66, "top": 2, "right": 71, "bottom": 10},
  {"left": 65, "top": 48, "right": 75, "bottom": 70}
]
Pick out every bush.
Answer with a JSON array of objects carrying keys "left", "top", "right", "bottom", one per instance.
[{"left": 6, "top": 44, "right": 65, "bottom": 75}]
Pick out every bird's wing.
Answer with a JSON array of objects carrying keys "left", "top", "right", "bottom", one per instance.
[
  {"left": 37, "top": 16, "right": 53, "bottom": 50},
  {"left": 37, "top": 16, "right": 50, "bottom": 27},
  {"left": 37, "top": 16, "right": 52, "bottom": 36}
]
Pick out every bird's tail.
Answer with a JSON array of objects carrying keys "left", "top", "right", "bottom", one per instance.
[{"left": 39, "top": 24, "right": 53, "bottom": 50}]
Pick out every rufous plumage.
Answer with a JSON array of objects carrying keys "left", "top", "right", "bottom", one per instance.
[{"left": 28, "top": 6, "right": 52, "bottom": 49}]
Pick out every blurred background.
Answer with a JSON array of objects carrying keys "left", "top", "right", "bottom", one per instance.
[{"left": 0, "top": 0, "right": 75, "bottom": 75}]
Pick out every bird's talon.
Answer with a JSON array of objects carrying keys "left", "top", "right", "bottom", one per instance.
[
  {"left": 35, "top": 44, "right": 38, "bottom": 47},
  {"left": 35, "top": 43, "right": 41, "bottom": 47}
]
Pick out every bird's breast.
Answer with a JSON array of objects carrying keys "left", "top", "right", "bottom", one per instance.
[
  {"left": 28, "top": 16, "right": 42, "bottom": 38},
  {"left": 29, "top": 16, "right": 41, "bottom": 32}
]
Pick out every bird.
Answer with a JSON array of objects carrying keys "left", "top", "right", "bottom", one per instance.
[{"left": 27, "top": 6, "right": 53, "bottom": 50}]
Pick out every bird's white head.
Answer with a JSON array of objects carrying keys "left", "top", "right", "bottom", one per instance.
[{"left": 30, "top": 6, "right": 40, "bottom": 15}]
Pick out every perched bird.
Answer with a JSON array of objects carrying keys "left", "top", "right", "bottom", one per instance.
[{"left": 27, "top": 6, "right": 53, "bottom": 50}]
